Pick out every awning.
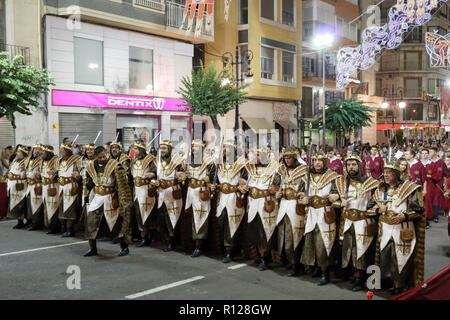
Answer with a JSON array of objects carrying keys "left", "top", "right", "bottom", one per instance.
[
  {"left": 241, "top": 117, "right": 275, "bottom": 132},
  {"left": 275, "top": 119, "right": 298, "bottom": 129}
]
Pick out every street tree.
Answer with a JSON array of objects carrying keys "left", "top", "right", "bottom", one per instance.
[
  {"left": 177, "top": 62, "right": 248, "bottom": 132},
  {"left": 0, "top": 52, "right": 54, "bottom": 128},
  {"left": 315, "top": 97, "right": 375, "bottom": 148}
]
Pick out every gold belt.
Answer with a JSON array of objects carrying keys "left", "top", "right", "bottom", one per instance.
[
  {"left": 342, "top": 208, "right": 370, "bottom": 221},
  {"left": 58, "top": 176, "right": 74, "bottom": 186},
  {"left": 380, "top": 211, "right": 401, "bottom": 225},
  {"left": 27, "top": 178, "right": 39, "bottom": 185},
  {"left": 188, "top": 178, "right": 205, "bottom": 189},
  {"left": 282, "top": 187, "right": 297, "bottom": 200},
  {"left": 134, "top": 177, "right": 151, "bottom": 187},
  {"left": 219, "top": 183, "right": 238, "bottom": 194},
  {"left": 160, "top": 179, "right": 177, "bottom": 190},
  {"left": 309, "top": 195, "right": 329, "bottom": 209},
  {"left": 7, "top": 173, "right": 22, "bottom": 181},
  {"left": 94, "top": 185, "right": 115, "bottom": 196},
  {"left": 249, "top": 187, "right": 270, "bottom": 199},
  {"left": 42, "top": 177, "right": 56, "bottom": 186}
]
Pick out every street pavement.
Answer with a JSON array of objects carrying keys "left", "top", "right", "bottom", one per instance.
[{"left": 0, "top": 217, "right": 448, "bottom": 300}]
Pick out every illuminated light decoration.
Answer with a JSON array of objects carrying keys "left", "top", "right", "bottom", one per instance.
[
  {"left": 224, "top": 0, "right": 232, "bottom": 22},
  {"left": 425, "top": 31, "right": 450, "bottom": 67},
  {"left": 336, "top": 0, "right": 446, "bottom": 90},
  {"left": 180, "top": 0, "right": 214, "bottom": 38}
]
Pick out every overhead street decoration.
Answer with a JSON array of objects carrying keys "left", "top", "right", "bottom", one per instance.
[{"left": 425, "top": 30, "right": 450, "bottom": 67}]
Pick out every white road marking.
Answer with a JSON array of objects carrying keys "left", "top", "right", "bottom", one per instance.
[
  {"left": 125, "top": 276, "right": 205, "bottom": 299},
  {"left": 228, "top": 263, "right": 247, "bottom": 270},
  {"left": 0, "top": 241, "right": 88, "bottom": 257}
]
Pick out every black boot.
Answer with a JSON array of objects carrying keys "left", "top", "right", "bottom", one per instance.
[
  {"left": 62, "top": 228, "right": 75, "bottom": 238},
  {"left": 312, "top": 265, "right": 321, "bottom": 278},
  {"left": 136, "top": 237, "right": 149, "bottom": 247},
  {"left": 317, "top": 270, "right": 330, "bottom": 286},
  {"left": 258, "top": 258, "right": 268, "bottom": 271},
  {"left": 84, "top": 241, "right": 98, "bottom": 257},
  {"left": 352, "top": 278, "right": 364, "bottom": 291},
  {"left": 222, "top": 251, "right": 232, "bottom": 263},
  {"left": 28, "top": 224, "right": 42, "bottom": 231},
  {"left": 118, "top": 239, "right": 130, "bottom": 256},
  {"left": 389, "top": 287, "right": 403, "bottom": 296},
  {"left": 288, "top": 263, "right": 300, "bottom": 277},
  {"left": 13, "top": 220, "right": 25, "bottom": 229},
  {"left": 163, "top": 242, "right": 174, "bottom": 252},
  {"left": 191, "top": 247, "right": 202, "bottom": 258}
]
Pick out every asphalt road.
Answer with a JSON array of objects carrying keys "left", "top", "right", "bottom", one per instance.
[{"left": 0, "top": 217, "right": 448, "bottom": 300}]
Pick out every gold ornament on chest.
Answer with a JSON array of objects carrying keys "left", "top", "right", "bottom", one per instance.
[{"left": 94, "top": 174, "right": 108, "bottom": 186}]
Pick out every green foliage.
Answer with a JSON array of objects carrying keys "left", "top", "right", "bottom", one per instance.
[
  {"left": 0, "top": 52, "right": 54, "bottom": 128},
  {"left": 314, "top": 97, "right": 375, "bottom": 133},
  {"left": 177, "top": 62, "right": 248, "bottom": 130}
]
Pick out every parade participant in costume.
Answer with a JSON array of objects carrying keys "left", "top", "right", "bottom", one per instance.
[
  {"left": 25, "top": 145, "right": 44, "bottom": 231},
  {"left": 366, "top": 146, "right": 384, "bottom": 179},
  {"left": 327, "top": 148, "right": 344, "bottom": 175},
  {"left": 273, "top": 147, "right": 307, "bottom": 276},
  {"left": 57, "top": 144, "right": 82, "bottom": 237},
  {"left": 299, "top": 153, "right": 341, "bottom": 285},
  {"left": 210, "top": 140, "right": 248, "bottom": 263},
  {"left": 153, "top": 140, "right": 186, "bottom": 252},
  {"left": 335, "top": 154, "right": 379, "bottom": 291},
  {"left": 184, "top": 140, "right": 215, "bottom": 257},
  {"left": 78, "top": 143, "right": 96, "bottom": 224},
  {"left": 368, "top": 161, "right": 425, "bottom": 295},
  {"left": 110, "top": 142, "right": 131, "bottom": 174},
  {"left": 131, "top": 140, "right": 157, "bottom": 247},
  {"left": 420, "top": 149, "right": 438, "bottom": 228},
  {"left": 40, "top": 146, "right": 61, "bottom": 233},
  {"left": 404, "top": 149, "right": 425, "bottom": 187},
  {"left": 240, "top": 148, "right": 280, "bottom": 271},
  {"left": 84, "top": 146, "right": 133, "bottom": 256},
  {"left": 6, "top": 145, "right": 30, "bottom": 229},
  {"left": 429, "top": 147, "right": 448, "bottom": 223},
  {"left": 0, "top": 147, "right": 12, "bottom": 219}
]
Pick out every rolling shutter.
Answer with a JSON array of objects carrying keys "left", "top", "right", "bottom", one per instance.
[{"left": 59, "top": 113, "right": 104, "bottom": 146}]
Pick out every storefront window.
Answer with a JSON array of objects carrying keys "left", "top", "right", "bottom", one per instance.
[
  {"left": 129, "top": 46, "right": 154, "bottom": 90},
  {"left": 74, "top": 37, "right": 104, "bottom": 86},
  {"left": 116, "top": 116, "right": 159, "bottom": 152}
]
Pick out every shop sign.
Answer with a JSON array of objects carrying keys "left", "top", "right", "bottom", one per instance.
[{"left": 52, "top": 90, "right": 190, "bottom": 112}]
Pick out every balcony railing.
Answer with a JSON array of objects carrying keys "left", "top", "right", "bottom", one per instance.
[
  {"left": 134, "top": 0, "right": 165, "bottom": 12},
  {"left": 0, "top": 43, "right": 30, "bottom": 65},
  {"left": 166, "top": 1, "right": 213, "bottom": 37}
]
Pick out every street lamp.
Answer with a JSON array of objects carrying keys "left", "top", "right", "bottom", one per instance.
[
  {"left": 222, "top": 46, "right": 254, "bottom": 147},
  {"left": 312, "top": 33, "right": 334, "bottom": 150},
  {"left": 382, "top": 88, "right": 406, "bottom": 145}
]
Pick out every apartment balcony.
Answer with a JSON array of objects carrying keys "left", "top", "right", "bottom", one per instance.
[
  {"left": 0, "top": 43, "right": 30, "bottom": 65},
  {"left": 48, "top": 0, "right": 214, "bottom": 44}
]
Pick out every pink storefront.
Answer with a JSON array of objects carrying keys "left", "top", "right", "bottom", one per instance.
[{"left": 51, "top": 90, "right": 192, "bottom": 152}]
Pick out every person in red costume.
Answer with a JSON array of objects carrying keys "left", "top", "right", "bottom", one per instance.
[
  {"left": 326, "top": 147, "right": 344, "bottom": 175},
  {"left": 420, "top": 149, "right": 439, "bottom": 229},
  {"left": 429, "top": 147, "right": 449, "bottom": 223},
  {"left": 404, "top": 149, "right": 425, "bottom": 187},
  {"left": 366, "top": 145, "right": 384, "bottom": 179}
]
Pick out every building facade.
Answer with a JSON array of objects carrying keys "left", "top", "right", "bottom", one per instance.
[
  {"left": 2, "top": 0, "right": 214, "bottom": 152},
  {"left": 203, "top": 0, "right": 302, "bottom": 150},
  {"left": 375, "top": 0, "right": 450, "bottom": 143}
]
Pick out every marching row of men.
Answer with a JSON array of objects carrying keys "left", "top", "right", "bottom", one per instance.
[{"left": 5, "top": 140, "right": 425, "bottom": 295}]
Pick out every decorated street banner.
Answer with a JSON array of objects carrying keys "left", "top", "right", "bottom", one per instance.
[
  {"left": 425, "top": 31, "right": 450, "bottom": 67},
  {"left": 180, "top": 0, "right": 214, "bottom": 38},
  {"left": 336, "top": 0, "right": 448, "bottom": 90}
]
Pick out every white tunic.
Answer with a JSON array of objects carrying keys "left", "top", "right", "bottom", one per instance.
[
  {"left": 131, "top": 156, "right": 156, "bottom": 225},
  {"left": 41, "top": 157, "right": 60, "bottom": 221},
  {"left": 216, "top": 158, "right": 247, "bottom": 239},
  {"left": 58, "top": 156, "right": 80, "bottom": 212},
  {"left": 26, "top": 158, "right": 43, "bottom": 215},
  {"left": 7, "top": 159, "right": 27, "bottom": 211},
  {"left": 342, "top": 182, "right": 376, "bottom": 259},
  {"left": 156, "top": 155, "right": 184, "bottom": 229},
  {"left": 247, "top": 162, "right": 280, "bottom": 242},
  {"left": 185, "top": 160, "right": 213, "bottom": 234},
  {"left": 87, "top": 167, "right": 119, "bottom": 232}
]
